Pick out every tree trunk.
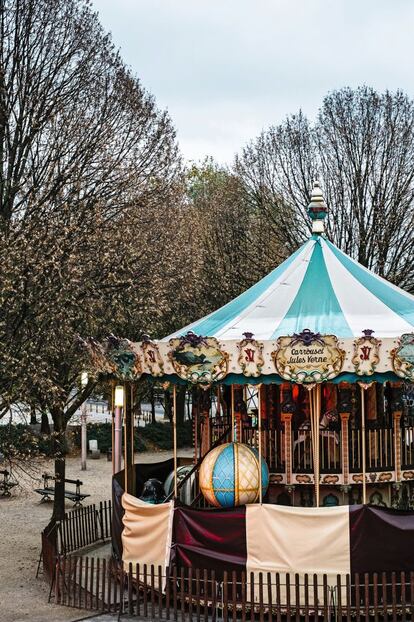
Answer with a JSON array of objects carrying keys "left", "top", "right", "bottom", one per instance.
[
  {"left": 30, "top": 406, "right": 37, "bottom": 425},
  {"left": 40, "top": 411, "right": 51, "bottom": 435},
  {"left": 164, "top": 390, "right": 172, "bottom": 423},
  {"left": 150, "top": 385, "right": 156, "bottom": 424},
  {"left": 176, "top": 386, "right": 186, "bottom": 426},
  {"left": 44, "top": 409, "right": 67, "bottom": 548}
]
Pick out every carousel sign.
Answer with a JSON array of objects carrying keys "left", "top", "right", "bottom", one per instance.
[
  {"left": 140, "top": 336, "right": 164, "bottom": 377},
  {"left": 237, "top": 332, "right": 264, "bottom": 378},
  {"left": 168, "top": 332, "right": 228, "bottom": 385},
  {"left": 352, "top": 330, "right": 381, "bottom": 376},
  {"left": 83, "top": 335, "right": 142, "bottom": 380},
  {"left": 392, "top": 333, "right": 414, "bottom": 381},
  {"left": 272, "top": 329, "right": 345, "bottom": 384}
]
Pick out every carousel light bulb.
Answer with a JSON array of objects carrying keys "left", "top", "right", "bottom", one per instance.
[{"left": 114, "top": 385, "right": 124, "bottom": 408}]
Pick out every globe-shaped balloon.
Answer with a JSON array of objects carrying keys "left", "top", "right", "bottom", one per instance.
[{"left": 199, "top": 442, "right": 269, "bottom": 508}]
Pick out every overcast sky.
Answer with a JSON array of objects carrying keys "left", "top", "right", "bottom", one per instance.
[{"left": 91, "top": 0, "right": 414, "bottom": 164}]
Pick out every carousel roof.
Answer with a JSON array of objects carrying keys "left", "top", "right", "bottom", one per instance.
[{"left": 165, "top": 183, "right": 414, "bottom": 341}]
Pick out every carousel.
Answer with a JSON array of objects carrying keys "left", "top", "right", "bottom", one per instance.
[{"left": 85, "top": 181, "right": 414, "bottom": 580}]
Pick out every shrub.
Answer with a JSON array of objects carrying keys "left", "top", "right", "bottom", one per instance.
[
  {"left": 139, "top": 420, "right": 193, "bottom": 450},
  {"left": 71, "top": 420, "right": 193, "bottom": 453},
  {"left": 0, "top": 423, "right": 55, "bottom": 457}
]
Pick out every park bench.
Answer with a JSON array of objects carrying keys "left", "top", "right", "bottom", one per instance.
[
  {"left": 34, "top": 473, "right": 90, "bottom": 508},
  {"left": 0, "top": 469, "right": 17, "bottom": 497}
]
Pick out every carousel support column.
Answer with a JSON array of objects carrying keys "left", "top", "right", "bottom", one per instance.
[
  {"left": 192, "top": 387, "right": 199, "bottom": 464},
  {"left": 173, "top": 385, "right": 178, "bottom": 498},
  {"left": 312, "top": 385, "right": 321, "bottom": 508},
  {"left": 113, "top": 384, "right": 124, "bottom": 474},
  {"left": 281, "top": 385, "right": 296, "bottom": 487},
  {"left": 123, "top": 381, "right": 134, "bottom": 495},
  {"left": 231, "top": 385, "right": 235, "bottom": 442},
  {"left": 340, "top": 412, "right": 350, "bottom": 486},
  {"left": 200, "top": 390, "right": 211, "bottom": 457},
  {"left": 111, "top": 381, "right": 115, "bottom": 474},
  {"left": 308, "top": 384, "right": 321, "bottom": 507},
  {"left": 122, "top": 383, "right": 128, "bottom": 493},
  {"left": 258, "top": 384, "right": 263, "bottom": 504},
  {"left": 393, "top": 410, "right": 402, "bottom": 482},
  {"left": 281, "top": 412, "right": 293, "bottom": 485},
  {"left": 129, "top": 383, "right": 136, "bottom": 496},
  {"left": 390, "top": 382, "right": 404, "bottom": 483},
  {"left": 338, "top": 383, "right": 352, "bottom": 487},
  {"left": 359, "top": 383, "right": 369, "bottom": 505},
  {"left": 261, "top": 386, "right": 268, "bottom": 462}
]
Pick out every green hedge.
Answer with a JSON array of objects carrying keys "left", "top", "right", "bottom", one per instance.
[
  {"left": 0, "top": 420, "right": 193, "bottom": 459},
  {"left": 78, "top": 420, "right": 193, "bottom": 453},
  {"left": 139, "top": 421, "right": 193, "bottom": 450}
]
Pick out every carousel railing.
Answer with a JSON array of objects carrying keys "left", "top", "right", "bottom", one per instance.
[
  {"left": 265, "top": 425, "right": 285, "bottom": 472},
  {"left": 241, "top": 423, "right": 285, "bottom": 472},
  {"left": 165, "top": 421, "right": 232, "bottom": 505},
  {"left": 319, "top": 428, "right": 341, "bottom": 473},
  {"left": 292, "top": 427, "right": 313, "bottom": 473},
  {"left": 291, "top": 426, "right": 341, "bottom": 474},
  {"left": 401, "top": 424, "right": 414, "bottom": 469},
  {"left": 210, "top": 415, "right": 231, "bottom": 445},
  {"left": 349, "top": 423, "right": 394, "bottom": 473}
]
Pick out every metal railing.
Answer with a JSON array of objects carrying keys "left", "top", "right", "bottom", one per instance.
[
  {"left": 242, "top": 425, "right": 285, "bottom": 472},
  {"left": 291, "top": 428, "right": 341, "bottom": 474},
  {"left": 349, "top": 426, "right": 394, "bottom": 472},
  {"left": 402, "top": 425, "right": 414, "bottom": 469}
]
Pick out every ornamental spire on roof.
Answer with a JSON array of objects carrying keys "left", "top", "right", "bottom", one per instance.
[{"left": 307, "top": 180, "right": 328, "bottom": 234}]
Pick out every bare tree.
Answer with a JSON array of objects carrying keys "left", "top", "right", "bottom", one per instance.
[
  {"left": 235, "top": 87, "right": 414, "bottom": 290},
  {"left": 0, "top": 0, "right": 181, "bottom": 531}
]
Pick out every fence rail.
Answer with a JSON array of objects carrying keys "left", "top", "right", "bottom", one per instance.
[{"left": 53, "top": 556, "right": 414, "bottom": 620}]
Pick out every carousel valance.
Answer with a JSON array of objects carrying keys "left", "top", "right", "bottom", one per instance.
[{"left": 84, "top": 329, "right": 414, "bottom": 385}]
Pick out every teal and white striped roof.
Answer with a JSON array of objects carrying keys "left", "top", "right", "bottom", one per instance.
[
  {"left": 166, "top": 236, "right": 414, "bottom": 340},
  {"left": 165, "top": 183, "right": 414, "bottom": 341},
  {"left": 168, "top": 235, "right": 414, "bottom": 340}
]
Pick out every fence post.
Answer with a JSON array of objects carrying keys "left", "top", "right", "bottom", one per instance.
[
  {"left": 223, "top": 570, "right": 228, "bottom": 622},
  {"left": 401, "top": 571, "right": 406, "bottom": 622}
]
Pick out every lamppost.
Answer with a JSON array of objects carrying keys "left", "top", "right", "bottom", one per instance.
[
  {"left": 114, "top": 385, "right": 124, "bottom": 474},
  {"left": 80, "top": 371, "right": 88, "bottom": 471}
]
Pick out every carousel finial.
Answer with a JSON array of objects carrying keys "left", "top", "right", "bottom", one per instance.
[{"left": 307, "top": 180, "right": 327, "bottom": 234}]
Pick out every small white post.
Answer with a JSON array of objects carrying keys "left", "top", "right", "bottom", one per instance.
[{"left": 80, "top": 372, "right": 88, "bottom": 471}]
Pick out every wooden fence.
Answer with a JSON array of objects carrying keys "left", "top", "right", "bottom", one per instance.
[
  {"left": 52, "top": 556, "right": 414, "bottom": 620},
  {"left": 57, "top": 500, "right": 112, "bottom": 555},
  {"left": 41, "top": 500, "right": 112, "bottom": 577}
]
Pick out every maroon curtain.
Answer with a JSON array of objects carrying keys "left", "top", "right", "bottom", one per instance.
[
  {"left": 172, "top": 505, "right": 247, "bottom": 576},
  {"left": 350, "top": 505, "right": 414, "bottom": 573}
]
